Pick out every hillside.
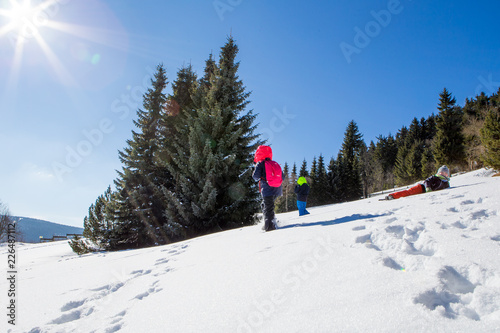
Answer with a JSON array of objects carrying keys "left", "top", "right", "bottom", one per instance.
[
  {"left": 1, "top": 169, "right": 499, "bottom": 333},
  {"left": 13, "top": 217, "right": 83, "bottom": 243}
]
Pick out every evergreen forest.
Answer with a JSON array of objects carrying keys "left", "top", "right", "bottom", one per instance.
[{"left": 71, "top": 38, "right": 500, "bottom": 254}]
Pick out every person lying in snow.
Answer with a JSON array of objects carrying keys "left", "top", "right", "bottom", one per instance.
[{"left": 384, "top": 165, "right": 451, "bottom": 200}]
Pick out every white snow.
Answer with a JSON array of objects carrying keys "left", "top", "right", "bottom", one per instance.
[{"left": 2, "top": 168, "right": 500, "bottom": 333}]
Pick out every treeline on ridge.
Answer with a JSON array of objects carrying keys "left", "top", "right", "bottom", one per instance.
[{"left": 275, "top": 88, "right": 500, "bottom": 212}]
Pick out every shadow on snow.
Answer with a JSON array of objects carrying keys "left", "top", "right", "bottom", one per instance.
[{"left": 280, "top": 213, "right": 388, "bottom": 230}]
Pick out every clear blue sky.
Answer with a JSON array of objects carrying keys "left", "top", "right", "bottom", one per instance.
[{"left": 1, "top": 0, "right": 499, "bottom": 227}]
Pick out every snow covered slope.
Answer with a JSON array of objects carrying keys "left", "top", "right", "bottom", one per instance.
[{"left": 2, "top": 169, "right": 499, "bottom": 333}]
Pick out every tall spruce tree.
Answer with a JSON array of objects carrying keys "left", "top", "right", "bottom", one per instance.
[
  {"left": 480, "top": 107, "right": 500, "bottom": 170},
  {"left": 309, "top": 157, "right": 318, "bottom": 206},
  {"left": 373, "top": 134, "right": 397, "bottom": 190},
  {"left": 112, "top": 64, "right": 172, "bottom": 249},
  {"left": 327, "top": 156, "right": 339, "bottom": 202},
  {"left": 167, "top": 64, "right": 197, "bottom": 118},
  {"left": 433, "top": 88, "right": 465, "bottom": 168},
  {"left": 159, "top": 64, "right": 198, "bottom": 184},
  {"left": 312, "top": 154, "right": 329, "bottom": 205},
  {"left": 163, "top": 37, "right": 262, "bottom": 235},
  {"left": 299, "top": 159, "right": 308, "bottom": 177},
  {"left": 461, "top": 92, "right": 499, "bottom": 170},
  {"left": 291, "top": 163, "right": 298, "bottom": 184},
  {"left": 192, "top": 54, "right": 217, "bottom": 110},
  {"left": 338, "top": 121, "right": 364, "bottom": 201}
]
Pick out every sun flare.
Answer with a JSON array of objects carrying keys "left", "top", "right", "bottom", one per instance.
[
  {"left": 1, "top": 0, "right": 129, "bottom": 93},
  {"left": 0, "top": 0, "right": 40, "bottom": 39},
  {"left": 0, "top": 0, "right": 79, "bottom": 94}
]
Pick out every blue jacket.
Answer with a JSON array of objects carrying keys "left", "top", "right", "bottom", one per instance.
[{"left": 252, "top": 159, "right": 283, "bottom": 197}]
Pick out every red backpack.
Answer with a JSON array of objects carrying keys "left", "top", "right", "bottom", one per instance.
[{"left": 264, "top": 160, "right": 283, "bottom": 187}]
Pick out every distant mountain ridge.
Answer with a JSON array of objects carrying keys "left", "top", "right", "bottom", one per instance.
[{"left": 13, "top": 216, "right": 84, "bottom": 243}]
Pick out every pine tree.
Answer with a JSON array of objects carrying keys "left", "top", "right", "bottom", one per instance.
[
  {"left": 420, "top": 115, "right": 437, "bottom": 174},
  {"left": 331, "top": 152, "right": 348, "bottom": 202},
  {"left": 462, "top": 92, "right": 495, "bottom": 170},
  {"left": 311, "top": 154, "right": 329, "bottom": 205},
  {"left": 112, "top": 64, "right": 173, "bottom": 249},
  {"left": 290, "top": 162, "right": 298, "bottom": 208},
  {"left": 358, "top": 142, "right": 370, "bottom": 198},
  {"left": 394, "top": 142, "right": 410, "bottom": 185},
  {"left": 282, "top": 163, "right": 290, "bottom": 212},
  {"left": 291, "top": 163, "right": 298, "bottom": 186},
  {"left": 299, "top": 159, "right": 308, "bottom": 177},
  {"left": 192, "top": 54, "right": 217, "bottom": 109},
  {"left": 480, "top": 107, "right": 500, "bottom": 170},
  {"left": 159, "top": 64, "right": 198, "bottom": 185},
  {"left": 70, "top": 187, "right": 114, "bottom": 254},
  {"left": 164, "top": 37, "right": 262, "bottom": 235},
  {"left": 276, "top": 163, "right": 295, "bottom": 213},
  {"left": 308, "top": 157, "right": 318, "bottom": 205},
  {"left": 327, "top": 157, "right": 339, "bottom": 202},
  {"left": 167, "top": 64, "right": 197, "bottom": 117},
  {"left": 433, "top": 88, "right": 466, "bottom": 168},
  {"left": 338, "top": 121, "right": 364, "bottom": 201},
  {"left": 373, "top": 134, "right": 397, "bottom": 190},
  {"left": 406, "top": 140, "right": 424, "bottom": 181},
  {"left": 421, "top": 146, "right": 435, "bottom": 177}
]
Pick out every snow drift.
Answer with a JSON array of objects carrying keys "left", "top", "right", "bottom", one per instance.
[{"left": 1, "top": 169, "right": 499, "bottom": 332}]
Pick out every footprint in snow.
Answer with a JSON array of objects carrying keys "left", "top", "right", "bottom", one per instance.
[
  {"left": 105, "top": 323, "right": 123, "bottom": 333},
  {"left": 131, "top": 269, "right": 152, "bottom": 276},
  {"left": 60, "top": 299, "right": 86, "bottom": 312},
  {"left": 385, "top": 225, "right": 405, "bottom": 239},
  {"left": 413, "top": 266, "right": 479, "bottom": 320},
  {"left": 355, "top": 233, "right": 380, "bottom": 251},
  {"left": 106, "top": 310, "right": 127, "bottom": 332},
  {"left": 50, "top": 307, "right": 94, "bottom": 324},
  {"left": 352, "top": 225, "right": 366, "bottom": 231},
  {"left": 469, "top": 209, "right": 489, "bottom": 220},
  {"left": 385, "top": 217, "right": 398, "bottom": 224},
  {"left": 451, "top": 221, "right": 467, "bottom": 229},
  {"left": 90, "top": 282, "right": 124, "bottom": 294},
  {"left": 134, "top": 281, "right": 162, "bottom": 300},
  {"left": 155, "top": 258, "right": 170, "bottom": 265},
  {"left": 379, "top": 256, "right": 403, "bottom": 271},
  {"left": 355, "top": 233, "right": 372, "bottom": 244}
]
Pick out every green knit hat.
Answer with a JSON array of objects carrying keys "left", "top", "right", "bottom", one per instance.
[{"left": 297, "top": 176, "right": 307, "bottom": 185}]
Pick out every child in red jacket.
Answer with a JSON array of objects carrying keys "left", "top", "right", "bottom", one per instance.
[
  {"left": 384, "top": 165, "right": 451, "bottom": 200},
  {"left": 252, "top": 145, "right": 283, "bottom": 231}
]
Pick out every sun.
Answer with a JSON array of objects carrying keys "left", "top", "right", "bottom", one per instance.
[
  {"left": 0, "top": 0, "right": 41, "bottom": 40},
  {"left": 0, "top": 0, "right": 80, "bottom": 91},
  {"left": 1, "top": 0, "right": 130, "bottom": 93},
  {"left": 8, "top": 1, "right": 34, "bottom": 26}
]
